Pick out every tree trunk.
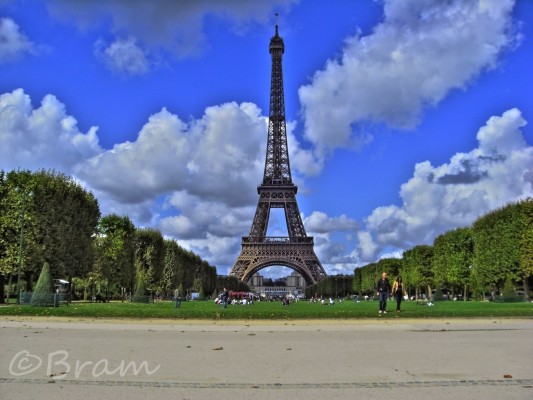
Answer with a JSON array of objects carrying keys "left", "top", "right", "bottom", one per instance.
[
  {"left": 68, "top": 275, "right": 73, "bottom": 299},
  {"left": 0, "top": 275, "right": 5, "bottom": 304},
  {"left": 523, "top": 278, "right": 530, "bottom": 301},
  {"left": 5, "top": 274, "right": 13, "bottom": 304},
  {"left": 464, "top": 284, "right": 467, "bottom": 301},
  {"left": 25, "top": 272, "right": 33, "bottom": 292},
  {"left": 427, "top": 284, "right": 432, "bottom": 301}
]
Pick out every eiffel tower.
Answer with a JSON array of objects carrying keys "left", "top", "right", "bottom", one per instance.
[{"left": 229, "top": 17, "right": 327, "bottom": 285}]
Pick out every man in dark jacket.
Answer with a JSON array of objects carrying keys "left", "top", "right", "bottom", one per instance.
[{"left": 376, "top": 272, "right": 391, "bottom": 315}]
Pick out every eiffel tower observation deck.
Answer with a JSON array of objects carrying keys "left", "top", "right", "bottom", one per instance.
[{"left": 229, "top": 16, "right": 327, "bottom": 285}]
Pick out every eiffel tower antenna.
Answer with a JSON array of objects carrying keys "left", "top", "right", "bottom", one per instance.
[{"left": 229, "top": 16, "right": 327, "bottom": 285}]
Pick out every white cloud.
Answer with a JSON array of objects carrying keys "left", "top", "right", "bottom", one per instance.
[
  {"left": 74, "top": 101, "right": 267, "bottom": 207},
  {"left": 305, "top": 211, "right": 358, "bottom": 234},
  {"left": 1, "top": 88, "right": 350, "bottom": 275},
  {"left": 0, "top": 89, "right": 102, "bottom": 171},
  {"left": 9, "top": 93, "right": 530, "bottom": 277},
  {"left": 94, "top": 37, "right": 150, "bottom": 75},
  {"left": 356, "top": 231, "right": 380, "bottom": 262},
  {"left": 357, "top": 108, "right": 533, "bottom": 262},
  {"left": 46, "top": 0, "right": 298, "bottom": 59},
  {"left": 298, "top": 0, "right": 519, "bottom": 158},
  {"left": 0, "top": 17, "right": 35, "bottom": 62}
]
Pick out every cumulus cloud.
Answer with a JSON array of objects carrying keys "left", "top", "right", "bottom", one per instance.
[
  {"left": 357, "top": 108, "right": 533, "bottom": 262},
  {"left": 298, "top": 0, "right": 519, "bottom": 158},
  {"left": 94, "top": 37, "right": 150, "bottom": 75},
  {"left": 46, "top": 0, "right": 298, "bottom": 59},
  {"left": 75, "top": 101, "right": 267, "bottom": 206},
  {"left": 0, "top": 89, "right": 102, "bottom": 171},
  {"left": 0, "top": 88, "right": 355, "bottom": 275},
  {"left": 0, "top": 17, "right": 36, "bottom": 62},
  {"left": 305, "top": 211, "right": 358, "bottom": 234}
]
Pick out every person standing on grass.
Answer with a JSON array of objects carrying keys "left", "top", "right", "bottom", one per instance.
[
  {"left": 174, "top": 287, "right": 182, "bottom": 308},
  {"left": 221, "top": 287, "right": 229, "bottom": 309},
  {"left": 392, "top": 276, "right": 406, "bottom": 312},
  {"left": 376, "top": 272, "right": 391, "bottom": 315}
]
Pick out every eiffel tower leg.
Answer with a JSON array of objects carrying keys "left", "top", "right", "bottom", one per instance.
[
  {"left": 229, "top": 256, "right": 251, "bottom": 281},
  {"left": 284, "top": 201, "right": 306, "bottom": 237},
  {"left": 249, "top": 201, "right": 270, "bottom": 238}
]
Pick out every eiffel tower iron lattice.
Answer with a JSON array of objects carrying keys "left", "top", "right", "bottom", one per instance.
[{"left": 229, "top": 18, "right": 327, "bottom": 285}]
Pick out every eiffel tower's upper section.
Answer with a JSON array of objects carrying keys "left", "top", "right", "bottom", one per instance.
[{"left": 262, "top": 15, "right": 292, "bottom": 187}]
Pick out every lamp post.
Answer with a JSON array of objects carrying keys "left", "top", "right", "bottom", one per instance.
[{"left": 15, "top": 188, "right": 32, "bottom": 305}]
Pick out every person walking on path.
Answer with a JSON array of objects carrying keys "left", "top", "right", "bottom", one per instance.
[
  {"left": 391, "top": 276, "right": 406, "bottom": 312},
  {"left": 376, "top": 272, "right": 391, "bottom": 315}
]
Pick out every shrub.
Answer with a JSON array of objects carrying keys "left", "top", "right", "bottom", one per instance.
[
  {"left": 30, "top": 262, "right": 55, "bottom": 307},
  {"left": 433, "top": 288, "right": 446, "bottom": 302},
  {"left": 500, "top": 277, "right": 522, "bottom": 303},
  {"left": 131, "top": 275, "right": 151, "bottom": 303}
]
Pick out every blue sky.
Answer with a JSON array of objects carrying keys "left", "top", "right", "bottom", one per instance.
[{"left": 1, "top": 0, "right": 532, "bottom": 278}]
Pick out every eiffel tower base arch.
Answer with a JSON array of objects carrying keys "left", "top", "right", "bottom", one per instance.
[{"left": 229, "top": 237, "right": 326, "bottom": 285}]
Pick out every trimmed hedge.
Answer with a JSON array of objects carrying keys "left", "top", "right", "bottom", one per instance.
[{"left": 30, "top": 262, "right": 55, "bottom": 307}]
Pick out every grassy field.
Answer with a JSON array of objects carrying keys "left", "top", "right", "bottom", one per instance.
[{"left": 0, "top": 299, "right": 532, "bottom": 320}]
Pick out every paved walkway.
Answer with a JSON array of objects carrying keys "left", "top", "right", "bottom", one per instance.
[{"left": 1, "top": 317, "right": 532, "bottom": 399}]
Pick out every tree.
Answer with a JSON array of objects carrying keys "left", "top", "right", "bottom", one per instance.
[
  {"left": 30, "top": 262, "right": 54, "bottom": 307},
  {"left": 402, "top": 245, "right": 434, "bottom": 300},
  {"left": 175, "top": 247, "right": 196, "bottom": 293},
  {"left": 134, "top": 228, "right": 164, "bottom": 290},
  {"left": 378, "top": 258, "right": 402, "bottom": 279},
  {"left": 216, "top": 276, "right": 249, "bottom": 293},
  {"left": 0, "top": 170, "right": 7, "bottom": 303},
  {"left": 352, "top": 267, "right": 362, "bottom": 295},
  {"left": 92, "top": 214, "right": 136, "bottom": 300},
  {"left": 517, "top": 199, "right": 533, "bottom": 300},
  {"left": 360, "top": 262, "right": 379, "bottom": 295},
  {"left": 472, "top": 199, "right": 532, "bottom": 299},
  {"left": 501, "top": 276, "right": 521, "bottom": 303},
  {"left": 0, "top": 170, "right": 36, "bottom": 293},
  {"left": 132, "top": 273, "right": 149, "bottom": 303},
  {"left": 432, "top": 227, "right": 473, "bottom": 300},
  {"left": 0, "top": 170, "right": 100, "bottom": 293},
  {"left": 161, "top": 239, "right": 180, "bottom": 299}
]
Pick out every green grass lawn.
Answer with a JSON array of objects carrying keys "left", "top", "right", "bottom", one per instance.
[{"left": 0, "top": 299, "right": 532, "bottom": 320}]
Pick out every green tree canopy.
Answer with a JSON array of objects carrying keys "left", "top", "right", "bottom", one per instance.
[
  {"left": 0, "top": 170, "right": 100, "bottom": 288},
  {"left": 93, "top": 214, "right": 136, "bottom": 296},
  {"left": 134, "top": 228, "right": 164, "bottom": 289},
  {"left": 473, "top": 198, "right": 532, "bottom": 298},
  {"left": 402, "top": 245, "right": 434, "bottom": 298},
  {"left": 432, "top": 227, "right": 473, "bottom": 295}
]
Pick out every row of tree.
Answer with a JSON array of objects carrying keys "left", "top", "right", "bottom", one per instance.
[
  {"left": 90, "top": 216, "right": 218, "bottom": 301},
  {"left": 0, "top": 169, "right": 223, "bottom": 303},
  {"left": 352, "top": 198, "right": 533, "bottom": 301},
  {"left": 304, "top": 275, "right": 353, "bottom": 299}
]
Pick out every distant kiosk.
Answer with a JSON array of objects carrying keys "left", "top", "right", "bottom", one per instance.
[{"left": 229, "top": 17, "right": 326, "bottom": 285}]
